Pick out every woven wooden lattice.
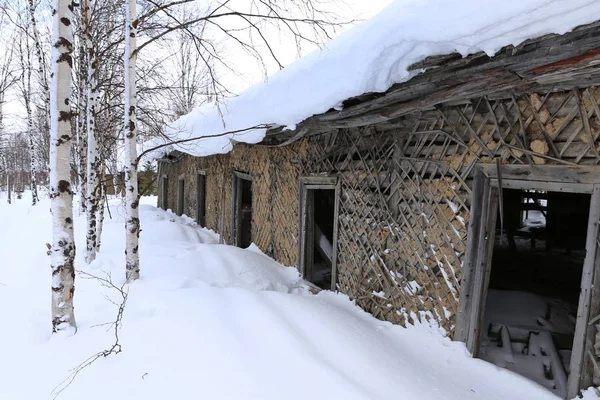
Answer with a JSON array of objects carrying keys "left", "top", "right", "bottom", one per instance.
[
  {"left": 296, "top": 88, "right": 600, "bottom": 333},
  {"left": 160, "top": 87, "right": 600, "bottom": 336}
]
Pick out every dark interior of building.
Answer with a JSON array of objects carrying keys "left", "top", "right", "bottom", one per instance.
[
  {"left": 308, "top": 189, "right": 335, "bottom": 289},
  {"left": 479, "top": 188, "right": 590, "bottom": 397},
  {"left": 239, "top": 179, "right": 253, "bottom": 248}
]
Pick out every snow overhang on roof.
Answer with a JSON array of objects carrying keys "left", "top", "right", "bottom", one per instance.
[{"left": 150, "top": 0, "right": 600, "bottom": 160}]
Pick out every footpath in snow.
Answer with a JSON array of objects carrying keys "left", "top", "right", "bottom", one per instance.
[{"left": 0, "top": 192, "right": 597, "bottom": 399}]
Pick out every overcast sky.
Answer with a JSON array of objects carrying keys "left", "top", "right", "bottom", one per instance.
[{"left": 3, "top": 0, "right": 394, "bottom": 128}]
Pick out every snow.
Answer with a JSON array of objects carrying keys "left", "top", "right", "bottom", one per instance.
[
  {"left": 150, "top": 0, "right": 600, "bottom": 159},
  {"left": 1, "top": 191, "right": 598, "bottom": 399}
]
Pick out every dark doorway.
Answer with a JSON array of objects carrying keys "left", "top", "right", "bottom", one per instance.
[
  {"left": 177, "top": 178, "right": 184, "bottom": 216},
  {"left": 161, "top": 176, "right": 168, "bottom": 210},
  {"left": 197, "top": 173, "right": 206, "bottom": 227},
  {"left": 233, "top": 173, "right": 252, "bottom": 248},
  {"left": 302, "top": 188, "right": 336, "bottom": 289},
  {"left": 478, "top": 189, "right": 589, "bottom": 398}
]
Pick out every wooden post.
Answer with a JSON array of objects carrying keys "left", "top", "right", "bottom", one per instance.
[
  {"left": 455, "top": 167, "right": 485, "bottom": 343},
  {"left": 567, "top": 185, "right": 600, "bottom": 398}
]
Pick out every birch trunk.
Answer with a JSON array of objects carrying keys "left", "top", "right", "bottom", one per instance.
[
  {"left": 96, "top": 168, "right": 105, "bottom": 252},
  {"left": 49, "top": 0, "right": 77, "bottom": 333},
  {"left": 124, "top": 0, "right": 140, "bottom": 281},
  {"left": 77, "top": 42, "right": 87, "bottom": 215},
  {"left": 23, "top": 40, "right": 39, "bottom": 206},
  {"left": 84, "top": 0, "right": 100, "bottom": 264}
]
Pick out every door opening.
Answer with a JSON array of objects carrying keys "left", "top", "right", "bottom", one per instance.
[
  {"left": 161, "top": 176, "right": 168, "bottom": 210},
  {"left": 299, "top": 178, "right": 339, "bottom": 290},
  {"left": 197, "top": 173, "right": 206, "bottom": 227},
  {"left": 478, "top": 188, "right": 589, "bottom": 397},
  {"left": 177, "top": 178, "right": 185, "bottom": 216},
  {"left": 456, "top": 165, "right": 600, "bottom": 399},
  {"left": 232, "top": 173, "right": 252, "bottom": 248}
]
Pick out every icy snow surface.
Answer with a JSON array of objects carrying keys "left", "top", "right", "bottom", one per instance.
[
  {"left": 151, "top": 0, "right": 600, "bottom": 158},
  {"left": 0, "top": 191, "right": 598, "bottom": 399}
]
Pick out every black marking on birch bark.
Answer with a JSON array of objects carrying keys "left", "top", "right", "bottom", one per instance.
[
  {"left": 132, "top": 245, "right": 139, "bottom": 254},
  {"left": 128, "top": 106, "right": 135, "bottom": 115},
  {"left": 132, "top": 20, "right": 139, "bottom": 29},
  {"left": 52, "top": 9, "right": 56, "bottom": 15},
  {"left": 55, "top": 37, "right": 72, "bottom": 50},
  {"left": 127, "top": 121, "right": 135, "bottom": 136},
  {"left": 60, "top": 17, "right": 71, "bottom": 26},
  {"left": 64, "top": 98, "right": 69, "bottom": 105},
  {"left": 52, "top": 265, "right": 64, "bottom": 276},
  {"left": 52, "top": 285, "right": 64, "bottom": 292},
  {"left": 131, "top": 200, "right": 139, "bottom": 209},
  {"left": 57, "top": 53, "right": 73, "bottom": 68},
  {"left": 65, "top": 217, "right": 72, "bottom": 224},
  {"left": 129, "top": 32, "right": 135, "bottom": 38},
  {"left": 58, "top": 110, "right": 72, "bottom": 122},
  {"left": 58, "top": 180, "right": 70, "bottom": 193}
]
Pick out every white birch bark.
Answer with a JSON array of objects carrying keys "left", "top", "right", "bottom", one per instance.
[
  {"left": 22, "top": 38, "right": 39, "bottom": 206},
  {"left": 84, "top": 0, "right": 100, "bottom": 264},
  {"left": 96, "top": 164, "right": 105, "bottom": 252},
  {"left": 49, "top": 0, "right": 77, "bottom": 333},
  {"left": 77, "top": 43, "right": 87, "bottom": 215},
  {"left": 124, "top": 0, "right": 140, "bottom": 281}
]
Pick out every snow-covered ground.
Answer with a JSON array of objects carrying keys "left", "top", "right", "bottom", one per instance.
[{"left": 1, "top": 191, "right": 598, "bottom": 400}]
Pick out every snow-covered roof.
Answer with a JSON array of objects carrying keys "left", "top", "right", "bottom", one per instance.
[{"left": 153, "top": 0, "right": 600, "bottom": 158}]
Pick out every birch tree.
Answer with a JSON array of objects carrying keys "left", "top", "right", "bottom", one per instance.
[
  {"left": 17, "top": 20, "right": 39, "bottom": 205},
  {"left": 84, "top": 0, "right": 102, "bottom": 263},
  {"left": 49, "top": 0, "right": 77, "bottom": 333},
  {"left": 124, "top": 0, "right": 140, "bottom": 281}
]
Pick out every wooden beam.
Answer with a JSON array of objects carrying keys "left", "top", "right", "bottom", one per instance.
[
  {"left": 480, "top": 164, "right": 600, "bottom": 184},
  {"left": 567, "top": 185, "right": 600, "bottom": 398},
  {"left": 455, "top": 167, "right": 484, "bottom": 344}
]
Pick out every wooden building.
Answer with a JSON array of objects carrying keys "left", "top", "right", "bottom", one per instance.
[{"left": 157, "top": 18, "right": 600, "bottom": 398}]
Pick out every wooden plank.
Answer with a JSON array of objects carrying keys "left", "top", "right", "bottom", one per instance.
[
  {"left": 567, "top": 185, "right": 600, "bottom": 399},
  {"left": 455, "top": 168, "right": 485, "bottom": 343},
  {"left": 481, "top": 164, "right": 600, "bottom": 184},
  {"left": 331, "top": 180, "right": 341, "bottom": 291},
  {"left": 472, "top": 186, "right": 499, "bottom": 357},
  {"left": 454, "top": 168, "right": 486, "bottom": 343},
  {"left": 466, "top": 176, "right": 491, "bottom": 353},
  {"left": 301, "top": 176, "right": 338, "bottom": 186},
  {"left": 233, "top": 171, "right": 252, "bottom": 181},
  {"left": 490, "top": 179, "right": 594, "bottom": 194}
]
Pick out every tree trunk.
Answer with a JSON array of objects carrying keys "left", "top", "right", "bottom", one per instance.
[
  {"left": 77, "top": 42, "right": 87, "bottom": 215},
  {"left": 24, "top": 40, "right": 38, "bottom": 206},
  {"left": 96, "top": 168, "right": 106, "bottom": 252},
  {"left": 84, "top": 0, "right": 100, "bottom": 264},
  {"left": 49, "top": 0, "right": 77, "bottom": 334},
  {"left": 124, "top": 0, "right": 140, "bottom": 281}
]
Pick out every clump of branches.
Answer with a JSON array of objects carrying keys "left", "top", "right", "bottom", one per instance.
[{"left": 51, "top": 270, "right": 128, "bottom": 399}]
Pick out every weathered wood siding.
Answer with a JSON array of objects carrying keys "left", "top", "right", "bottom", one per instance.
[{"left": 159, "top": 87, "right": 600, "bottom": 337}]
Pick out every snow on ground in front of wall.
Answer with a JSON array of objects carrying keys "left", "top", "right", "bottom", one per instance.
[
  {"left": 150, "top": 0, "right": 600, "bottom": 158},
  {"left": 0, "top": 191, "right": 597, "bottom": 400}
]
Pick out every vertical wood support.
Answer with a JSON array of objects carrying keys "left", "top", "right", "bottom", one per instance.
[
  {"left": 455, "top": 167, "right": 485, "bottom": 343},
  {"left": 568, "top": 185, "right": 600, "bottom": 398}
]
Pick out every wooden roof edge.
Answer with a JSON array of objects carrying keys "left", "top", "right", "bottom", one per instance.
[{"left": 262, "top": 20, "right": 600, "bottom": 146}]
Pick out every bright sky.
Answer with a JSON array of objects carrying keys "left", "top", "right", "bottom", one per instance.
[{"left": 3, "top": 0, "right": 394, "bottom": 128}]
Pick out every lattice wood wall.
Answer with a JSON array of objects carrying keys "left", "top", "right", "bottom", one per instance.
[{"left": 158, "top": 87, "right": 600, "bottom": 336}]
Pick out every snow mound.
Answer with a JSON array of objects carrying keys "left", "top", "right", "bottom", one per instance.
[
  {"left": 151, "top": 0, "right": 600, "bottom": 158},
  {"left": 0, "top": 193, "right": 596, "bottom": 400}
]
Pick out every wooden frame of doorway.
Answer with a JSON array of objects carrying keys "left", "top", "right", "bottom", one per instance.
[
  {"left": 230, "top": 171, "right": 252, "bottom": 247},
  {"left": 298, "top": 176, "right": 341, "bottom": 291},
  {"left": 455, "top": 164, "right": 600, "bottom": 399}
]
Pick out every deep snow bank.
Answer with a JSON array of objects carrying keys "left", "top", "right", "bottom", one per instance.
[{"left": 0, "top": 193, "right": 596, "bottom": 399}]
